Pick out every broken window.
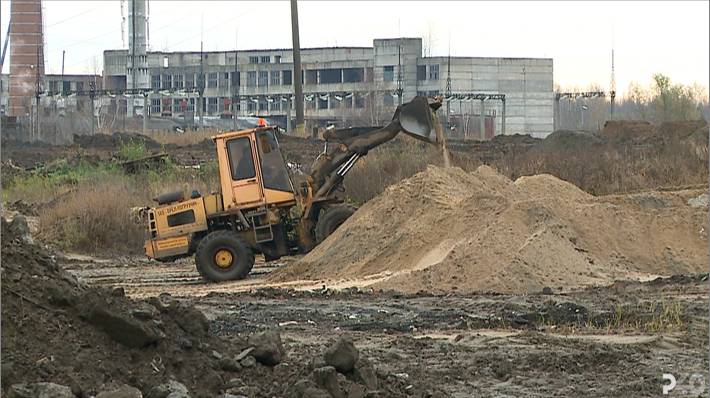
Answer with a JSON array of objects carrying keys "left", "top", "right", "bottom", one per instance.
[
  {"left": 274, "top": 55, "right": 282, "bottom": 64},
  {"left": 75, "top": 82, "right": 84, "bottom": 92},
  {"left": 230, "top": 72, "right": 240, "bottom": 88},
  {"left": 355, "top": 94, "right": 365, "bottom": 108},
  {"left": 219, "top": 72, "right": 229, "bottom": 88},
  {"left": 247, "top": 71, "right": 257, "bottom": 87},
  {"left": 151, "top": 99, "right": 161, "bottom": 114},
  {"left": 249, "top": 56, "right": 259, "bottom": 64},
  {"left": 260, "top": 56, "right": 270, "bottom": 63},
  {"left": 258, "top": 71, "right": 269, "bottom": 87},
  {"left": 429, "top": 64, "right": 439, "bottom": 80},
  {"left": 174, "top": 74, "right": 184, "bottom": 89},
  {"left": 417, "top": 65, "right": 427, "bottom": 81},
  {"left": 162, "top": 74, "right": 172, "bottom": 89},
  {"left": 151, "top": 75, "right": 161, "bottom": 90},
  {"left": 271, "top": 71, "right": 280, "bottom": 86},
  {"left": 208, "top": 97, "right": 218, "bottom": 113},
  {"left": 319, "top": 69, "right": 342, "bottom": 84},
  {"left": 383, "top": 66, "right": 394, "bottom": 82},
  {"left": 282, "top": 70, "right": 292, "bottom": 85},
  {"left": 185, "top": 74, "right": 195, "bottom": 89},
  {"left": 173, "top": 98, "right": 181, "bottom": 113},
  {"left": 343, "top": 68, "right": 364, "bottom": 83},
  {"left": 208, "top": 73, "right": 218, "bottom": 88},
  {"left": 258, "top": 98, "right": 268, "bottom": 111},
  {"left": 317, "top": 96, "right": 328, "bottom": 109},
  {"left": 305, "top": 70, "right": 318, "bottom": 85}
]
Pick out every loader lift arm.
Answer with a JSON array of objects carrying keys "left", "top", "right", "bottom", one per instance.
[
  {"left": 307, "top": 96, "right": 444, "bottom": 199},
  {"left": 294, "top": 96, "right": 445, "bottom": 250}
]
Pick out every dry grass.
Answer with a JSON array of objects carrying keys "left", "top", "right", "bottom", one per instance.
[
  {"left": 145, "top": 129, "right": 219, "bottom": 146},
  {"left": 38, "top": 175, "right": 146, "bottom": 254}
]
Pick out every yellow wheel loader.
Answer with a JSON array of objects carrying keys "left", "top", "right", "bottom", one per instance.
[{"left": 143, "top": 96, "right": 444, "bottom": 282}]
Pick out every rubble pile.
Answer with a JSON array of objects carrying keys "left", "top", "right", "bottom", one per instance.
[{"left": 1, "top": 216, "right": 420, "bottom": 397}]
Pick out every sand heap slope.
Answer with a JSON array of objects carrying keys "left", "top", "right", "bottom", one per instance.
[{"left": 271, "top": 166, "right": 707, "bottom": 293}]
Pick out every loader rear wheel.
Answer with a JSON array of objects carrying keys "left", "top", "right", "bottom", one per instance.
[
  {"left": 195, "top": 230, "right": 254, "bottom": 282},
  {"left": 315, "top": 205, "right": 356, "bottom": 243}
]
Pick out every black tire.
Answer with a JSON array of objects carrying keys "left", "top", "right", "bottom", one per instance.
[
  {"left": 195, "top": 230, "right": 255, "bottom": 282},
  {"left": 315, "top": 205, "right": 356, "bottom": 243}
]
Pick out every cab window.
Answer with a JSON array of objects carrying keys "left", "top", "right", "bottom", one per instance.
[
  {"left": 257, "top": 131, "right": 294, "bottom": 192},
  {"left": 226, "top": 137, "right": 256, "bottom": 180}
]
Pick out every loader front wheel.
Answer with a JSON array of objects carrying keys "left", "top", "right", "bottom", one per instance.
[
  {"left": 315, "top": 205, "right": 356, "bottom": 243},
  {"left": 195, "top": 230, "right": 254, "bottom": 282}
]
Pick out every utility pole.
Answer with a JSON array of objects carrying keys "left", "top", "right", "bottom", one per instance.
[
  {"left": 290, "top": 0, "right": 304, "bottom": 136},
  {"left": 61, "top": 50, "right": 65, "bottom": 78},
  {"left": 199, "top": 40, "right": 204, "bottom": 130},
  {"left": 610, "top": 48, "right": 616, "bottom": 120},
  {"left": 89, "top": 81, "right": 96, "bottom": 135},
  {"left": 238, "top": 31, "right": 241, "bottom": 131},
  {"left": 445, "top": 38, "right": 451, "bottom": 135},
  {"left": 130, "top": 0, "right": 136, "bottom": 118},
  {"left": 34, "top": 45, "right": 41, "bottom": 142}
]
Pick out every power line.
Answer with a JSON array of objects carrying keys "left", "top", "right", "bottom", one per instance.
[{"left": 46, "top": 7, "right": 99, "bottom": 28}]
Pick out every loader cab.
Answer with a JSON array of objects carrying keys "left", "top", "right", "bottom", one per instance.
[{"left": 214, "top": 127, "right": 296, "bottom": 210}]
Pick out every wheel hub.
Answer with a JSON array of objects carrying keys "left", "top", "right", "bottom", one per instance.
[{"left": 214, "top": 249, "right": 234, "bottom": 268}]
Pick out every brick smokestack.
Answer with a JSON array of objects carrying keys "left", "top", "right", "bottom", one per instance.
[{"left": 8, "top": 0, "right": 45, "bottom": 117}]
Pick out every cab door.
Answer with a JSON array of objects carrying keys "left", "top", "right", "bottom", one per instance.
[{"left": 222, "top": 135, "right": 264, "bottom": 208}]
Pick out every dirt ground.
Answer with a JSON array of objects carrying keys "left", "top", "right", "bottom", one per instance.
[{"left": 60, "top": 252, "right": 709, "bottom": 397}]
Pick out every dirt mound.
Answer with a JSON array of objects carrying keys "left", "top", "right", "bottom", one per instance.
[
  {"left": 601, "top": 120, "right": 655, "bottom": 142},
  {"left": 73, "top": 132, "right": 161, "bottom": 149},
  {"left": 1, "top": 216, "right": 415, "bottom": 397},
  {"left": 537, "top": 130, "right": 606, "bottom": 152},
  {"left": 271, "top": 166, "right": 707, "bottom": 294}
]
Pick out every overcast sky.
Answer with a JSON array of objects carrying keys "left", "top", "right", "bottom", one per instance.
[{"left": 1, "top": 1, "right": 708, "bottom": 96}]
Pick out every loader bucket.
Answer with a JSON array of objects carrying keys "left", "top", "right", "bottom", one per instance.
[{"left": 397, "top": 96, "right": 443, "bottom": 144}]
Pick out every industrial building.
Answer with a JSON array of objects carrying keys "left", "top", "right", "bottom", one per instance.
[{"left": 103, "top": 38, "right": 554, "bottom": 138}]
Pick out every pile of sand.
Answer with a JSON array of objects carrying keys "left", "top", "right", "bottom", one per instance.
[{"left": 271, "top": 166, "right": 707, "bottom": 293}]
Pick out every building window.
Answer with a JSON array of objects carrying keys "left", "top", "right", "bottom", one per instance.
[
  {"left": 162, "top": 74, "right": 172, "bottom": 89},
  {"left": 151, "top": 75, "right": 161, "bottom": 90},
  {"left": 429, "top": 64, "right": 439, "bottom": 80},
  {"left": 383, "top": 66, "right": 394, "bottom": 82},
  {"left": 306, "top": 97, "right": 315, "bottom": 110},
  {"left": 383, "top": 93, "right": 394, "bottom": 106},
  {"left": 355, "top": 94, "right": 365, "bottom": 108},
  {"left": 208, "top": 73, "right": 218, "bottom": 88},
  {"left": 416, "top": 90, "right": 427, "bottom": 97},
  {"left": 260, "top": 55, "right": 270, "bottom": 64},
  {"left": 49, "top": 81, "right": 58, "bottom": 93},
  {"left": 258, "top": 99, "right": 268, "bottom": 111},
  {"left": 185, "top": 74, "right": 195, "bottom": 89},
  {"left": 258, "top": 71, "right": 268, "bottom": 87},
  {"left": 220, "top": 73, "right": 229, "bottom": 88},
  {"left": 282, "top": 70, "right": 292, "bottom": 85},
  {"left": 62, "top": 81, "right": 71, "bottom": 93},
  {"left": 163, "top": 56, "right": 169, "bottom": 68},
  {"left": 274, "top": 55, "right": 282, "bottom": 64},
  {"left": 174, "top": 74, "right": 184, "bottom": 89},
  {"left": 417, "top": 65, "right": 427, "bottom": 81},
  {"left": 76, "top": 82, "right": 84, "bottom": 92},
  {"left": 208, "top": 97, "right": 218, "bottom": 114},
  {"left": 173, "top": 99, "right": 181, "bottom": 113},
  {"left": 248, "top": 100, "right": 256, "bottom": 112},
  {"left": 231, "top": 72, "right": 240, "bottom": 88},
  {"left": 319, "top": 69, "right": 342, "bottom": 84},
  {"left": 428, "top": 90, "right": 440, "bottom": 96},
  {"left": 249, "top": 56, "right": 259, "bottom": 64},
  {"left": 317, "top": 96, "right": 328, "bottom": 109},
  {"left": 305, "top": 70, "right": 318, "bottom": 85},
  {"left": 343, "top": 68, "right": 364, "bottom": 83},
  {"left": 187, "top": 98, "right": 195, "bottom": 112},
  {"left": 151, "top": 98, "right": 161, "bottom": 114},
  {"left": 247, "top": 71, "right": 257, "bottom": 87},
  {"left": 270, "top": 71, "right": 280, "bottom": 86},
  {"left": 270, "top": 100, "right": 280, "bottom": 112}
]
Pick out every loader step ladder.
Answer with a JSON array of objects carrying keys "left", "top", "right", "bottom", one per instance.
[{"left": 247, "top": 209, "right": 274, "bottom": 243}]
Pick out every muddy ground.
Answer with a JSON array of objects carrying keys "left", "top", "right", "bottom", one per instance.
[{"left": 62, "top": 253, "right": 709, "bottom": 397}]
